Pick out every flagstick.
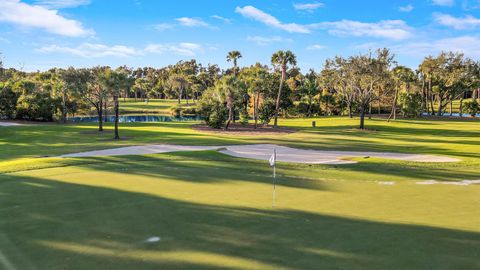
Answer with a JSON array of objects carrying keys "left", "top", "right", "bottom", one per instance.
[{"left": 272, "top": 149, "right": 276, "bottom": 208}]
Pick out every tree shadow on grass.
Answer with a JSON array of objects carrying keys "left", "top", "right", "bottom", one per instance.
[
  {"left": 0, "top": 173, "right": 479, "bottom": 270},
  {"left": 77, "top": 151, "right": 329, "bottom": 191},
  {"left": 334, "top": 159, "right": 480, "bottom": 181}
]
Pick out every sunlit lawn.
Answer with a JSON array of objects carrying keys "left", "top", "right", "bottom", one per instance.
[{"left": 119, "top": 98, "right": 188, "bottom": 114}]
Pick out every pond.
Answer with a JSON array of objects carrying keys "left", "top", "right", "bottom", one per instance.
[{"left": 69, "top": 115, "right": 202, "bottom": 123}]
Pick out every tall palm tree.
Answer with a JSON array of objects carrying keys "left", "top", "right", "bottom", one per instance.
[
  {"left": 271, "top": 50, "right": 296, "bottom": 128},
  {"left": 225, "top": 51, "right": 242, "bottom": 126},
  {"left": 226, "top": 51, "right": 242, "bottom": 77}
]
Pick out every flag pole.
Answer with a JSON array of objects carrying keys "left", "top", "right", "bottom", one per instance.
[{"left": 272, "top": 148, "right": 276, "bottom": 208}]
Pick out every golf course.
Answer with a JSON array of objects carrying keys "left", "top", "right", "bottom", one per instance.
[
  {"left": 2, "top": 1, "right": 480, "bottom": 268},
  {"left": 1, "top": 115, "right": 479, "bottom": 269}
]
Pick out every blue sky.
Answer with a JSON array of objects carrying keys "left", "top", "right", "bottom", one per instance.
[{"left": 0, "top": 0, "right": 479, "bottom": 72}]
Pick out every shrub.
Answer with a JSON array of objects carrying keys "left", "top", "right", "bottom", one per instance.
[
  {"left": 0, "top": 83, "right": 19, "bottom": 119},
  {"left": 239, "top": 107, "right": 249, "bottom": 125},
  {"left": 258, "top": 100, "right": 276, "bottom": 124},
  {"left": 462, "top": 100, "right": 480, "bottom": 117},
  {"left": 198, "top": 91, "right": 228, "bottom": 129},
  {"left": 16, "top": 91, "right": 59, "bottom": 121},
  {"left": 399, "top": 92, "right": 422, "bottom": 118},
  {"left": 170, "top": 105, "right": 197, "bottom": 117}
]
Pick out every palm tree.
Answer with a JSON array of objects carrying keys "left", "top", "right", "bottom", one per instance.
[
  {"left": 271, "top": 50, "right": 296, "bottom": 128},
  {"left": 225, "top": 51, "right": 242, "bottom": 127},
  {"left": 226, "top": 51, "right": 242, "bottom": 77}
]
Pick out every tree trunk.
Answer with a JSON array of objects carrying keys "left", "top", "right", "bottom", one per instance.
[
  {"left": 114, "top": 95, "right": 120, "bottom": 140},
  {"left": 348, "top": 103, "right": 353, "bottom": 118},
  {"left": 104, "top": 99, "right": 108, "bottom": 122},
  {"left": 254, "top": 92, "right": 260, "bottom": 128},
  {"left": 62, "top": 90, "right": 67, "bottom": 124},
  {"left": 359, "top": 103, "right": 366, "bottom": 130},
  {"left": 421, "top": 79, "right": 426, "bottom": 115},
  {"left": 449, "top": 100, "right": 453, "bottom": 116},
  {"left": 368, "top": 102, "right": 372, "bottom": 119},
  {"left": 325, "top": 98, "right": 329, "bottom": 116},
  {"left": 225, "top": 90, "right": 235, "bottom": 130},
  {"left": 225, "top": 107, "right": 233, "bottom": 130},
  {"left": 429, "top": 94, "right": 435, "bottom": 116},
  {"left": 273, "top": 68, "right": 286, "bottom": 128},
  {"left": 97, "top": 98, "right": 103, "bottom": 131},
  {"left": 388, "top": 89, "right": 398, "bottom": 122},
  {"left": 459, "top": 98, "right": 464, "bottom": 117},
  {"left": 429, "top": 80, "right": 435, "bottom": 115},
  {"left": 437, "top": 95, "right": 443, "bottom": 116}
]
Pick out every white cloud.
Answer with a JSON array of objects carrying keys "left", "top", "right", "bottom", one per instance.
[
  {"left": 37, "top": 43, "right": 140, "bottom": 57},
  {"left": 153, "top": 23, "right": 174, "bottom": 31},
  {"left": 293, "top": 2, "right": 324, "bottom": 12},
  {"left": 434, "top": 13, "right": 480, "bottom": 29},
  {"left": 235, "top": 5, "right": 412, "bottom": 39},
  {"left": 34, "top": 0, "right": 90, "bottom": 9},
  {"left": 247, "top": 36, "right": 292, "bottom": 46},
  {"left": 176, "top": 17, "right": 209, "bottom": 27},
  {"left": 0, "top": 0, "right": 92, "bottom": 37},
  {"left": 307, "top": 44, "right": 326, "bottom": 50},
  {"left": 399, "top": 4, "right": 414, "bottom": 12},
  {"left": 311, "top": 20, "right": 412, "bottom": 40},
  {"left": 211, "top": 15, "right": 232, "bottom": 24},
  {"left": 235, "top": 5, "right": 310, "bottom": 33},
  {"left": 38, "top": 42, "right": 205, "bottom": 58},
  {"left": 144, "top": 42, "right": 203, "bottom": 56},
  {"left": 395, "top": 35, "right": 480, "bottom": 58},
  {"left": 432, "top": 0, "right": 455, "bottom": 6}
]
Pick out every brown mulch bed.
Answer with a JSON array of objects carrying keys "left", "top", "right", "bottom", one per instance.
[{"left": 192, "top": 123, "right": 297, "bottom": 135}]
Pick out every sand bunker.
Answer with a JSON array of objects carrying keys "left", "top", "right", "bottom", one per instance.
[
  {"left": 60, "top": 144, "right": 460, "bottom": 165},
  {"left": 416, "top": 180, "right": 480, "bottom": 186},
  {"left": 0, "top": 122, "right": 22, "bottom": 127}
]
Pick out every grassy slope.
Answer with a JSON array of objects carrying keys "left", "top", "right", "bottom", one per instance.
[{"left": 1, "top": 117, "right": 480, "bottom": 269}]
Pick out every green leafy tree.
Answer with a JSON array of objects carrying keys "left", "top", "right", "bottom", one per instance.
[
  {"left": 388, "top": 66, "right": 416, "bottom": 121},
  {"left": 241, "top": 63, "right": 269, "bottom": 128}
]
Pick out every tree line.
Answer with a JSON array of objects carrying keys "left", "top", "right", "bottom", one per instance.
[{"left": 1, "top": 48, "right": 479, "bottom": 138}]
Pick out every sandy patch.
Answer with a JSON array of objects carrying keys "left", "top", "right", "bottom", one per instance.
[
  {"left": 0, "top": 122, "right": 22, "bottom": 127},
  {"left": 60, "top": 144, "right": 460, "bottom": 165},
  {"left": 416, "top": 180, "right": 480, "bottom": 186}
]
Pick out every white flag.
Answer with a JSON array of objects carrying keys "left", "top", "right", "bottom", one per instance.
[{"left": 269, "top": 150, "right": 276, "bottom": 167}]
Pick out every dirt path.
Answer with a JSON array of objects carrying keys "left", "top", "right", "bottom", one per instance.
[{"left": 60, "top": 144, "right": 460, "bottom": 164}]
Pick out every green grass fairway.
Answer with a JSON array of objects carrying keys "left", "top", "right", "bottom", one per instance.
[
  {"left": 1, "top": 152, "right": 479, "bottom": 269},
  {"left": 1, "top": 117, "right": 479, "bottom": 269},
  {"left": 119, "top": 98, "right": 189, "bottom": 114}
]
